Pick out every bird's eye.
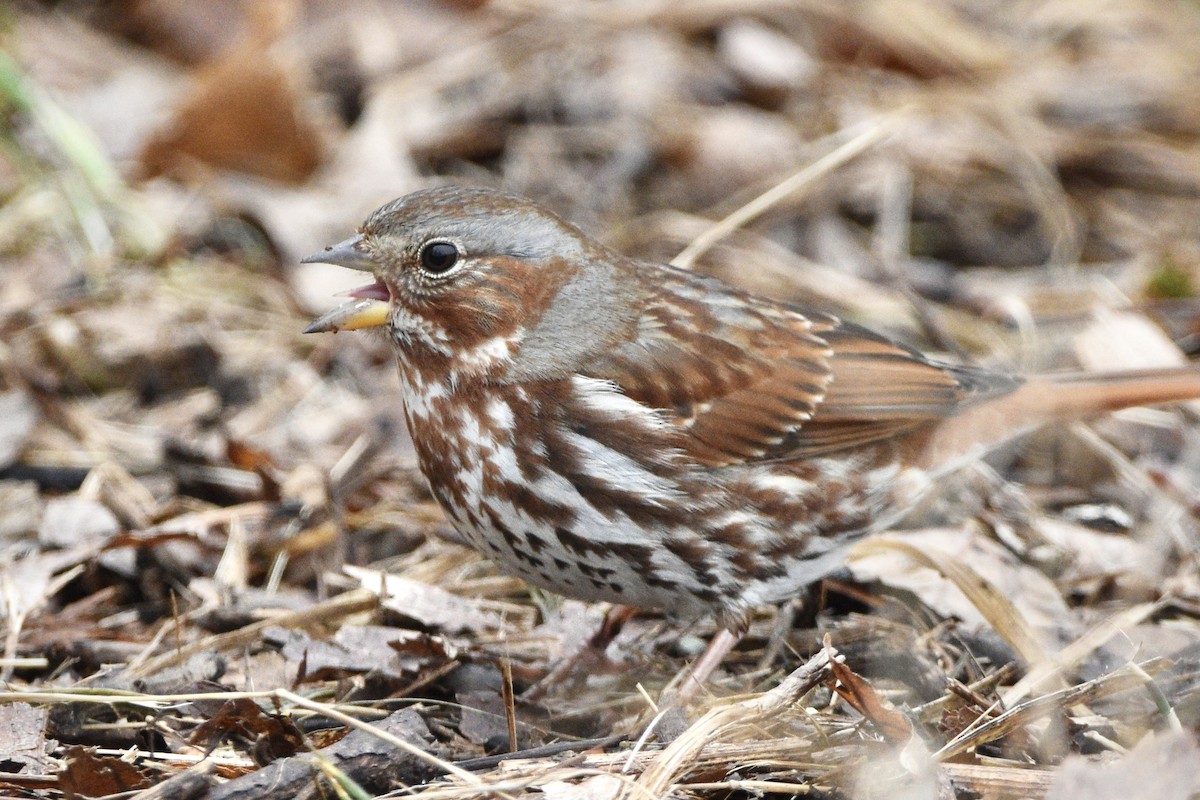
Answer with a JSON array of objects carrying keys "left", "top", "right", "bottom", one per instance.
[{"left": 419, "top": 241, "right": 460, "bottom": 275}]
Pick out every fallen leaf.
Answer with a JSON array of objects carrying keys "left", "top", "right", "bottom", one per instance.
[
  {"left": 827, "top": 644, "right": 914, "bottom": 744},
  {"left": 59, "top": 746, "right": 152, "bottom": 798},
  {"left": 344, "top": 565, "right": 507, "bottom": 634},
  {"left": 189, "top": 697, "right": 305, "bottom": 765},
  {"left": 0, "top": 703, "right": 55, "bottom": 773}
]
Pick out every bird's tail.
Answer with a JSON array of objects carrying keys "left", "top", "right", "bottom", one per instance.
[
  {"left": 915, "top": 366, "right": 1200, "bottom": 471},
  {"left": 1015, "top": 368, "right": 1200, "bottom": 417}
]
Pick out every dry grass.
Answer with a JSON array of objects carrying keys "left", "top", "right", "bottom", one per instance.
[{"left": 1, "top": 0, "right": 1200, "bottom": 797}]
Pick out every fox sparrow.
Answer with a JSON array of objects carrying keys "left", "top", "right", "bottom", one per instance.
[{"left": 305, "top": 186, "right": 1200, "bottom": 635}]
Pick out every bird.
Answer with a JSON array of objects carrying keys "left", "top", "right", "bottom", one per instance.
[{"left": 303, "top": 185, "right": 1200, "bottom": 691}]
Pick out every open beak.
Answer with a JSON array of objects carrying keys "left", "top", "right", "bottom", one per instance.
[{"left": 301, "top": 234, "right": 392, "bottom": 333}]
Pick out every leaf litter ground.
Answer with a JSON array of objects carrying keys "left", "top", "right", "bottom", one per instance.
[{"left": 1, "top": 1, "right": 1200, "bottom": 798}]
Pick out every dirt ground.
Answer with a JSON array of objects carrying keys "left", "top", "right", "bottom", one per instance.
[{"left": 2, "top": 1, "right": 1200, "bottom": 798}]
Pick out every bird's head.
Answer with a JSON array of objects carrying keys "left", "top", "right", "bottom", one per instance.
[{"left": 304, "top": 186, "right": 639, "bottom": 380}]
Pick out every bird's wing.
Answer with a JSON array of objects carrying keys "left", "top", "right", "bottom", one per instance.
[{"left": 581, "top": 268, "right": 1017, "bottom": 466}]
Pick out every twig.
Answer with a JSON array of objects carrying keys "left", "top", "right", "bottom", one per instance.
[{"left": 671, "top": 116, "right": 901, "bottom": 269}]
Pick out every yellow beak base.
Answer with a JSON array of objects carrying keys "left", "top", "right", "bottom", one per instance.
[{"left": 304, "top": 298, "right": 390, "bottom": 334}]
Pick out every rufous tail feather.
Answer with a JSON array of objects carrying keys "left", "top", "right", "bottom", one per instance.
[{"left": 916, "top": 366, "right": 1200, "bottom": 472}]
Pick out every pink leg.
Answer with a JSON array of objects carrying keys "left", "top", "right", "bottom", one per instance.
[{"left": 674, "top": 627, "right": 744, "bottom": 704}]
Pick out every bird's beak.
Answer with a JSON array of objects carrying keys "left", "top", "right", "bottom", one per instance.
[
  {"left": 301, "top": 234, "right": 374, "bottom": 271},
  {"left": 301, "top": 234, "right": 392, "bottom": 334}
]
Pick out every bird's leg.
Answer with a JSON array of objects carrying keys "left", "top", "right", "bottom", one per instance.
[
  {"left": 671, "top": 627, "right": 745, "bottom": 705},
  {"left": 520, "top": 604, "right": 638, "bottom": 702},
  {"left": 667, "top": 587, "right": 824, "bottom": 706},
  {"left": 758, "top": 599, "right": 802, "bottom": 672}
]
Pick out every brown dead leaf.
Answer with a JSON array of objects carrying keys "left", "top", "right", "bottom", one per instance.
[
  {"left": 138, "top": 1, "right": 324, "bottom": 183},
  {"left": 226, "top": 438, "right": 278, "bottom": 475},
  {"left": 936, "top": 704, "right": 979, "bottom": 741},
  {"left": 827, "top": 641, "right": 914, "bottom": 744},
  {"left": 59, "top": 746, "right": 152, "bottom": 798},
  {"left": 387, "top": 628, "right": 458, "bottom": 661},
  {"left": 189, "top": 697, "right": 305, "bottom": 765}
]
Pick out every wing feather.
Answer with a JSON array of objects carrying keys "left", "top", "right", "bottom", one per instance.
[{"left": 581, "top": 267, "right": 1018, "bottom": 465}]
